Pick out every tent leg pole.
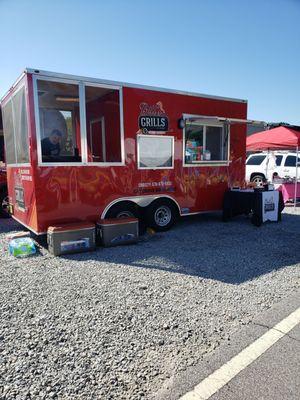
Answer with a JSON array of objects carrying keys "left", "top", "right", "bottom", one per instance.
[{"left": 266, "top": 148, "right": 270, "bottom": 183}]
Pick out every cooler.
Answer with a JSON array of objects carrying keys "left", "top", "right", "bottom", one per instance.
[
  {"left": 96, "top": 218, "right": 139, "bottom": 247},
  {"left": 47, "top": 222, "right": 96, "bottom": 256}
]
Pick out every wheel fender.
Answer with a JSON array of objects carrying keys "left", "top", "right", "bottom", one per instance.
[{"left": 102, "top": 195, "right": 181, "bottom": 219}]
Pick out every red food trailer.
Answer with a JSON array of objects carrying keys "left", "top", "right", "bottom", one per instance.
[{"left": 1, "top": 68, "right": 248, "bottom": 234}]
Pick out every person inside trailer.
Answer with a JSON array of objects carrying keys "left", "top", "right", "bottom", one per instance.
[
  {"left": 41, "top": 129, "right": 63, "bottom": 157},
  {"left": 37, "top": 80, "right": 82, "bottom": 163}
]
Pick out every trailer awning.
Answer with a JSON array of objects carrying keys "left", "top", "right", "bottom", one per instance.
[{"left": 182, "top": 114, "right": 266, "bottom": 126}]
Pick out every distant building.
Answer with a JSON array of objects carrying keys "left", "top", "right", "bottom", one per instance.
[{"left": 247, "top": 123, "right": 266, "bottom": 136}]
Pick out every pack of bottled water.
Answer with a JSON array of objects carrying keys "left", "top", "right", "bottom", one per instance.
[{"left": 9, "top": 237, "right": 36, "bottom": 257}]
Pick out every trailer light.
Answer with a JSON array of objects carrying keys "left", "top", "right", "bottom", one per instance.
[
  {"left": 178, "top": 118, "right": 185, "bottom": 129},
  {"left": 56, "top": 96, "right": 79, "bottom": 102}
]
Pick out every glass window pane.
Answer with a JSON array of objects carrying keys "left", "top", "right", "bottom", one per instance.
[
  {"left": 284, "top": 155, "right": 294, "bottom": 167},
  {"left": 2, "top": 100, "right": 16, "bottom": 164},
  {"left": 12, "top": 87, "right": 29, "bottom": 163},
  {"left": 139, "top": 136, "right": 173, "bottom": 168},
  {"left": 246, "top": 155, "right": 266, "bottom": 165},
  {"left": 185, "top": 123, "right": 204, "bottom": 163},
  {"left": 206, "top": 126, "right": 223, "bottom": 160},
  {"left": 275, "top": 155, "right": 283, "bottom": 166},
  {"left": 37, "top": 80, "right": 81, "bottom": 163},
  {"left": 85, "top": 86, "right": 121, "bottom": 163},
  {"left": 284, "top": 155, "right": 299, "bottom": 167}
]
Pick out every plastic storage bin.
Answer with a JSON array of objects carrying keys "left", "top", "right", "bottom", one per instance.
[
  {"left": 96, "top": 218, "right": 139, "bottom": 247},
  {"left": 47, "top": 222, "right": 96, "bottom": 256}
]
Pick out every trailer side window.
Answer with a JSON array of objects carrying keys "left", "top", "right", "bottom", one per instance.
[
  {"left": 184, "top": 122, "right": 228, "bottom": 164},
  {"left": 185, "top": 124, "right": 204, "bottom": 163},
  {"left": 2, "top": 100, "right": 15, "bottom": 164},
  {"left": 2, "top": 86, "right": 29, "bottom": 165},
  {"left": 138, "top": 135, "right": 173, "bottom": 169},
  {"left": 85, "top": 85, "right": 122, "bottom": 163},
  {"left": 36, "top": 80, "right": 82, "bottom": 163}
]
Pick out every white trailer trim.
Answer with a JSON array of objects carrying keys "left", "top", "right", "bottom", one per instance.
[
  {"left": 32, "top": 74, "right": 125, "bottom": 167},
  {"left": 182, "top": 114, "right": 231, "bottom": 167},
  {"left": 182, "top": 114, "right": 266, "bottom": 126},
  {"left": 4, "top": 68, "right": 248, "bottom": 104},
  {"left": 137, "top": 134, "right": 175, "bottom": 170}
]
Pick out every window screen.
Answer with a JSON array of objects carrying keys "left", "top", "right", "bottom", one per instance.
[
  {"left": 206, "top": 126, "right": 222, "bottom": 160},
  {"left": 1, "top": 86, "right": 29, "bottom": 165},
  {"left": 138, "top": 135, "right": 173, "bottom": 168}
]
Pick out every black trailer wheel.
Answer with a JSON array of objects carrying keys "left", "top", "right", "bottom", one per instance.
[
  {"left": 106, "top": 202, "right": 140, "bottom": 219},
  {"left": 250, "top": 174, "right": 266, "bottom": 187},
  {"left": 0, "top": 188, "right": 10, "bottom": 218},
  {"left": 146, "top": 199, "right": 178, "bottom": 232},
  {"left": 105, "top": 201, "right": 146, "bottom": 234}
]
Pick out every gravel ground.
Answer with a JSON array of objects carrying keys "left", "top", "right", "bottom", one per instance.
[{"left": 0, "top": 208, "right": 300, "bottom": 400}]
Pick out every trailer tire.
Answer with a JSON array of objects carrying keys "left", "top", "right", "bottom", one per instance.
[
  {"left": 0, "top": 188, "right": 10, "bottom": 218},
  {"left": 106, "top": 201, "right": 140, "bottom": 219},
  {"left": 105, "top": 201, "right": 147, "bottom": 234},
  {"left": 250, "top": 174, "right": 266, "bottom": 187},
  {"left": 145, "top": 199, "right": 178, "bottom": 232}
]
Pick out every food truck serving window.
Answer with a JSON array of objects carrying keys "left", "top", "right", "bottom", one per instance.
[
  {"left": 138, "top": 135, "right": 174, "bottom": 169},
  {"left": 184, "top": 121, "right": 228, "bottom": 164},
  {"left": 36, "top": 80, "right": 82, "bottom": 163},
  {"left": 2, "top": 86, "right": 29, "bottom": 165}
]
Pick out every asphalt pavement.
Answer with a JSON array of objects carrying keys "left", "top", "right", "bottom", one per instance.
[
  {"left": 160, "top": 289, "right": 300, "bottom": 400},
  {"left": 210, "top": 322, "right": 300, "bottom": 400}
]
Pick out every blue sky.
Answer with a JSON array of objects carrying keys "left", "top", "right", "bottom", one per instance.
[{"left": 0, "top": 0, "right": 299, "bottom": 124}]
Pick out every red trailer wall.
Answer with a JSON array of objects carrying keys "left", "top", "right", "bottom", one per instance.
[
  {"left": 3, "top": 74, "right": 39, "bottom": 232},
  {"left": 122, "top": 87, "right": 247, "bottom": 211}
]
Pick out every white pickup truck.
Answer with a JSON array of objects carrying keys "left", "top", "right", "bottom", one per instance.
[{"left": 246, "top": 151, "right": 300, "bottom": 186}]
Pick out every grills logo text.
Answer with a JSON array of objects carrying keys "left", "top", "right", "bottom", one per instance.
[{"left": 138, "top": 102, "right": 169, "bottom": 133}]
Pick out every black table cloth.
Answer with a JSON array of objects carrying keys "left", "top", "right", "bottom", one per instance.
[{"left": 222, "top": 189, "right": 284, "bottom": 226}]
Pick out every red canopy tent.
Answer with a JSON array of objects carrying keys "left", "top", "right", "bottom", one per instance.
[
  {"left": 246, "top": 126, "right": 300, "bottom": 151},
  {"left": 246, "top": 126, "right": 300, "bottom": 207}
]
